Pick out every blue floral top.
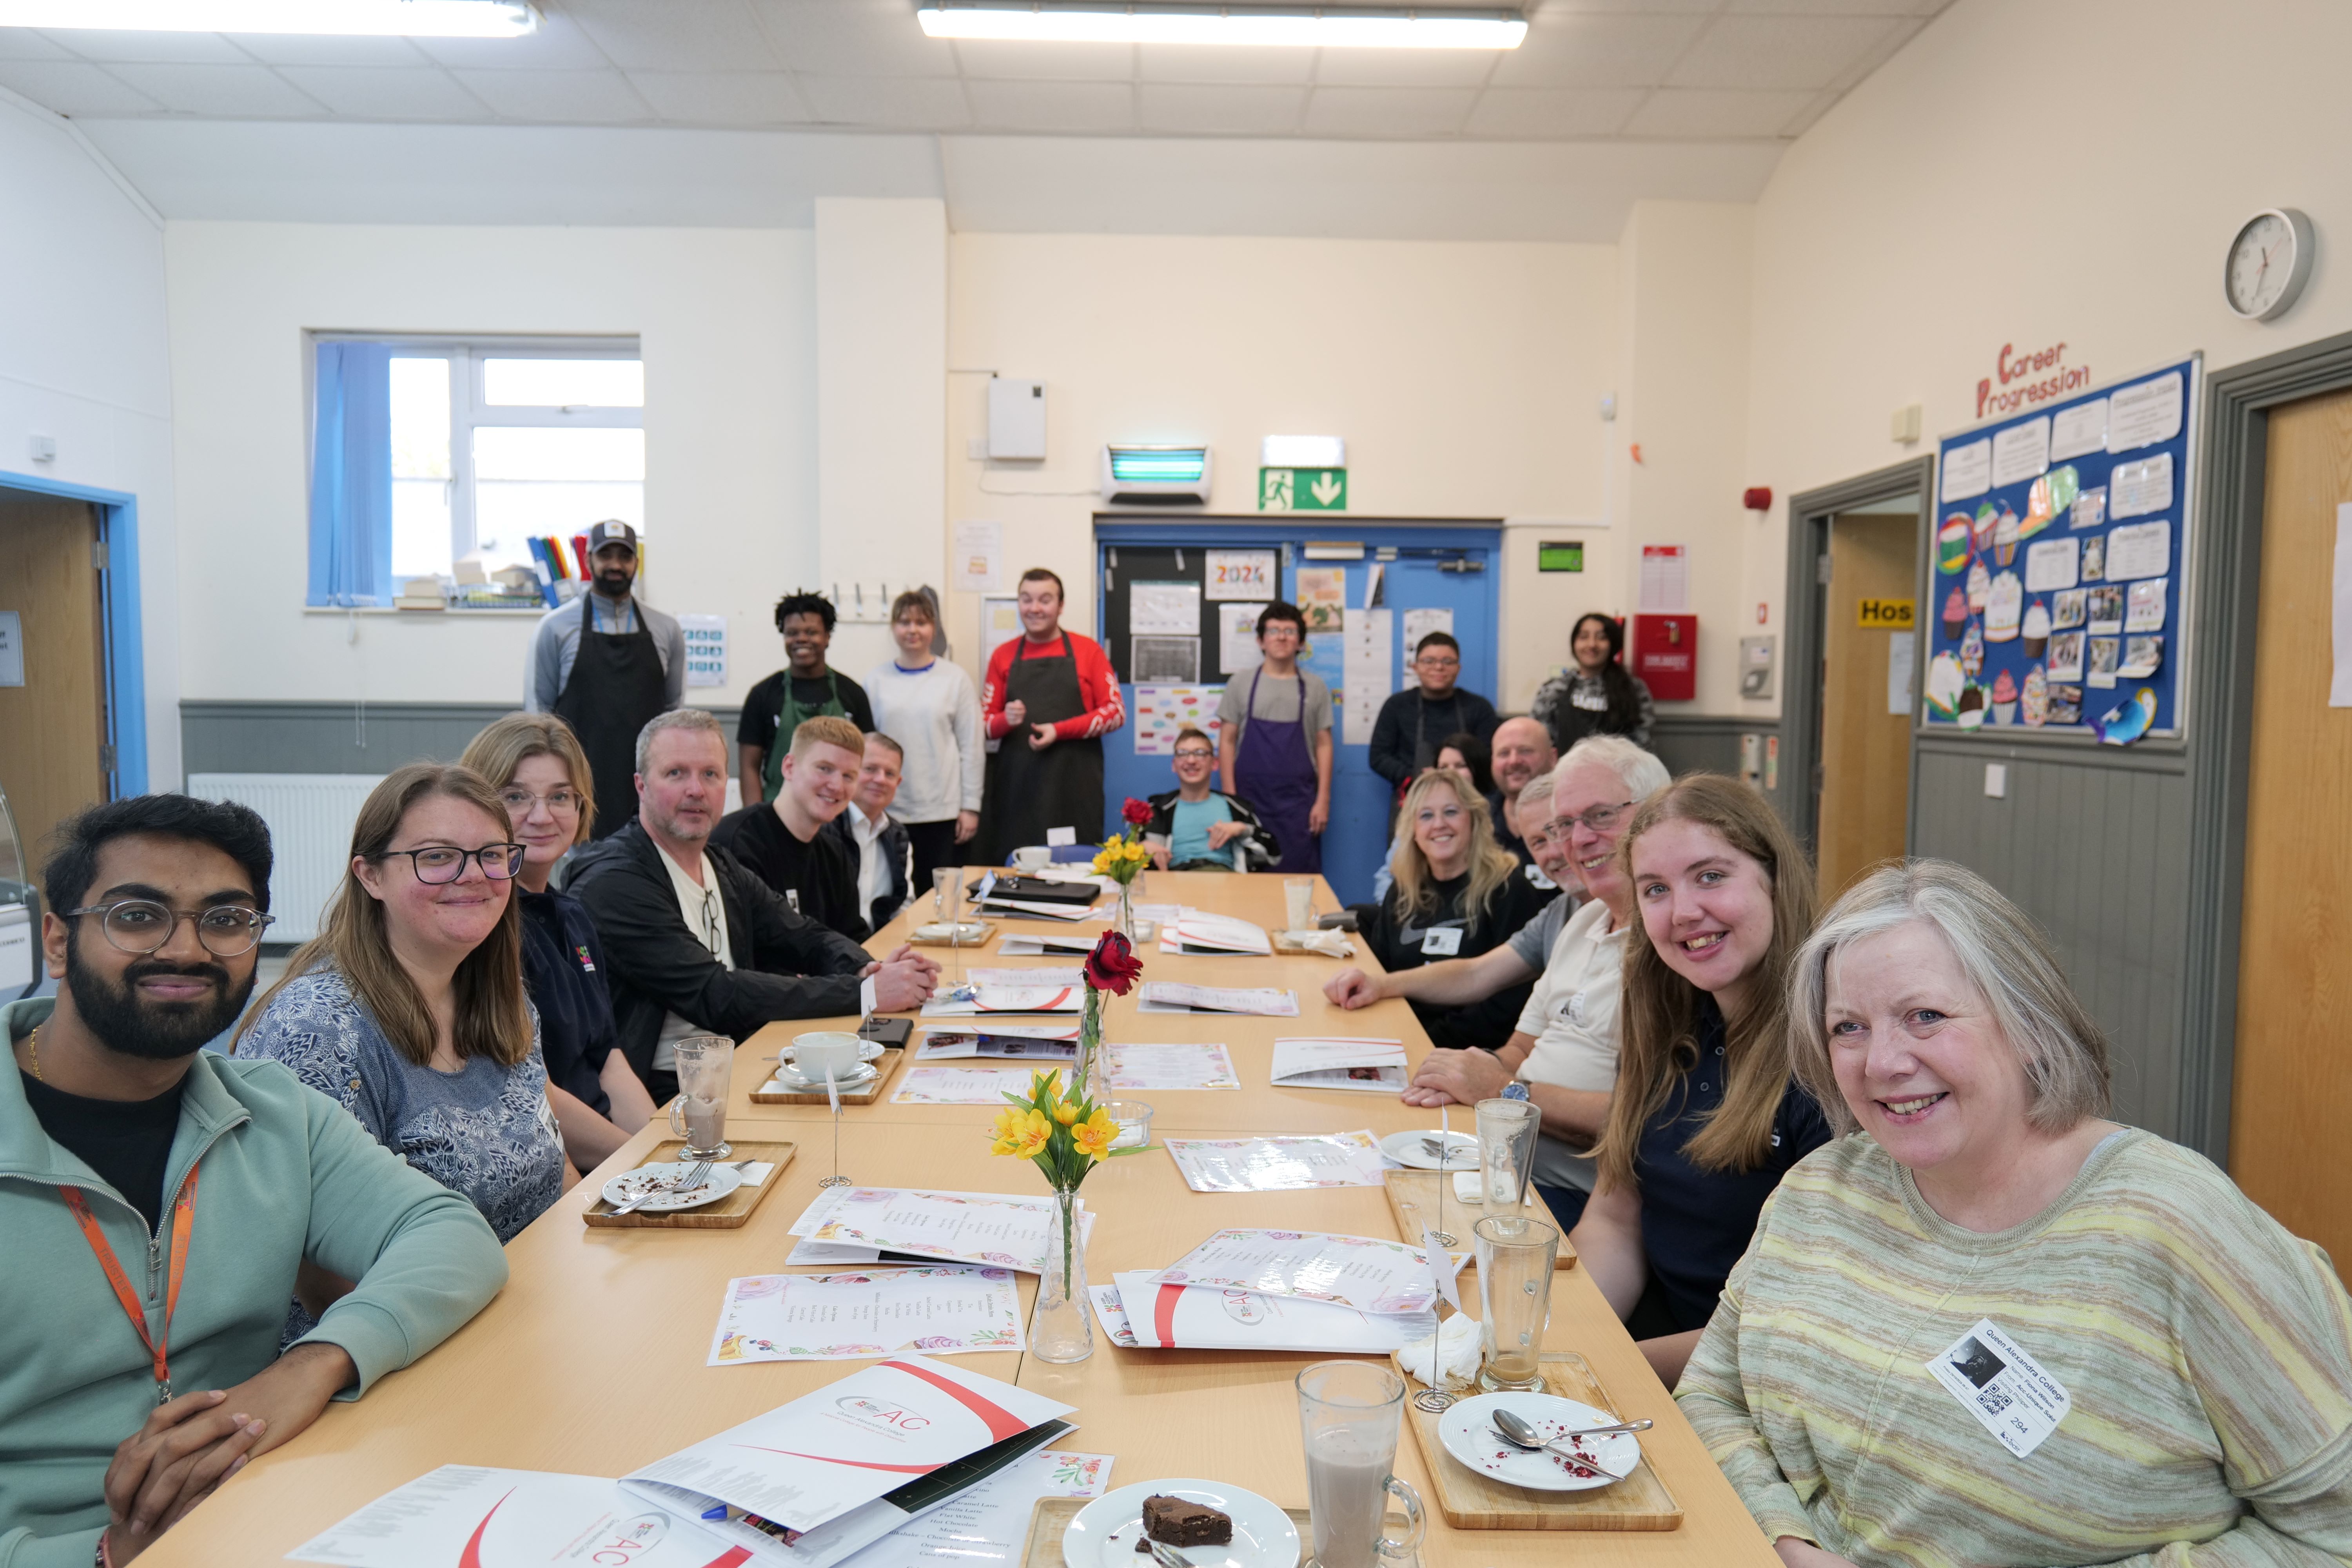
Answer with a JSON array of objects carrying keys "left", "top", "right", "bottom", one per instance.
[{"left": 238, "top": 965, "right": 564, "bottom": 1245}]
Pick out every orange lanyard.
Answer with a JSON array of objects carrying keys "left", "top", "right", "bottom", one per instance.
[{"left": 59, "top": 1165, "right": 199, "bottom": 1404}]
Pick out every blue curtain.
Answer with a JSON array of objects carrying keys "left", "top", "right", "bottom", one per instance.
[{"left": 307, "top": 341, "right": 395, "bottom": 606}]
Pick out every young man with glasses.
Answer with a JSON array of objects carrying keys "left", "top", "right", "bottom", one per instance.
[
  {"left": 1142, "top": 727, "right": 1280, "bottom": 873},
  {"left": 1367, "top": 632, "right": 1499, "bottom": 802},
  {"left": 1214, "top": 602, "right": 1332, "bottom": 874},
  {"left": 2, "top": 795, "right": 506, "bottom": 1567}
]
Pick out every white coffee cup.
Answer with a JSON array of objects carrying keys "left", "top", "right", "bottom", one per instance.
[
  {"left": 792, "top": 1031, "right": 864, "bottom": 1082},
  {"left": 1014, "top": 846, "right": 1051, "bottom": 872}
]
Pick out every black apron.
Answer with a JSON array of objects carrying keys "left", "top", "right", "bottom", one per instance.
[
  {"left": 552, "top": 602, "right": 668, "bottom": 838},
  {"left": 981, "top": 635, "right": 1103, "bottom": 862}
]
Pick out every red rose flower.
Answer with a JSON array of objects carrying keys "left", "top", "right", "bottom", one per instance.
[
  {"left": 1121, "top": 797, "right": 1154, "bottom": 827},
  {"left": 1083, "top": 930, "right": 1144, "bottom": 995}
]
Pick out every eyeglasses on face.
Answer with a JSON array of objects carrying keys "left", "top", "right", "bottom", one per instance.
[
  {"left": 1415, "top": 653, "right": 1460, "bottom": 668},
  {"left": 1173, "top": 748, "right": 1215, "bottom": 761},
  {"left": 377, "top": 844, "right": 527, "bottom": 884},
  {"left": 500, "top": 788, "right": 580, "bottom": 816},
  {"left": 61, "top": 900, "right": 275, "bottom": 958},
  {"left": 1556, "top": 800, "right": 1635, "bottom": 834}
]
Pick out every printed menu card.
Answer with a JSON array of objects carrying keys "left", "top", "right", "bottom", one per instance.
[
  {"left": 1268, "top": 1038, "right": 1408, "bottom": 1093},
  {"left": 710, "top": 1267, "right": 1025, "bottom": 1365},
  {"left": 803, "top": 1188, "right": 1095, "bottom": 1274},
  {"left": 1091, "top": 1273, "right": 1432, "bottom": 1353},
  {"left": 1153, "top": 1229, "right": 1441, "bottom": 1316},
  {"left": 1163, "top": 1131, "right": 1386, "bottom": 1192}
]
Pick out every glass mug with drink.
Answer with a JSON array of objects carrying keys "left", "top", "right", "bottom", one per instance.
[
  {"left": 1283, "top": 876, "right": 1318, "bottom": 933},
  {"left": 1296, "top": 1361, "right": 1425, "bottom": 1568},
  {"left": 1473, "top": 1214, "right": 1557, "bottom": 1392},
  {"left": 666, "top": 1033, "right": 734, "bottom": 1161},
  {"left": 1475, "top": 1096, "right": 1540, "bottom": 1215}
]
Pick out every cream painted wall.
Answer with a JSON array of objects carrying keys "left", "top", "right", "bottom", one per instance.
[
  {"left": 1742, "top": 0, "right": 2352, "bottom": 713},
  {"left": 163, "top": 221, "right": 814, "bottom": 711},
  {"left": 942, "top": 232, "right": 1619, "bottom": 713}
]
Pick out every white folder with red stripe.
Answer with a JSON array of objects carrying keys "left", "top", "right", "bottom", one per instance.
[{"left": 1094, "top": 1271, "right": 1432, "bottom": 1354}]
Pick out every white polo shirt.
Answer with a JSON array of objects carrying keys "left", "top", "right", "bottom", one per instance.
[
  {"left": 1514, "top": 897, "right": 1628, "bottom": 1194},
  {"left": 654, "top": 844, "right": 733, "bottom": 1070}
]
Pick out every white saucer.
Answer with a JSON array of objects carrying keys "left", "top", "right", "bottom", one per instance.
[
  {"left": 1378, "top": 1130, "right": 1480, "bottom": 1171},
  {"left": 600, "top": 1160, "right": 744, "bottom": 1214},
  {"left": 782, "top": 1038, "right": 885, "bottom": 1065},
  {"left": 769, "top": 1061, "right": 881, "bottom": 1093},
  {"left": 1436, "top": 1392, "right": 1640, "bottom": 1492},
  {"left": 1065, "top": 1479, "right": 1299, "bottom": 1568},
  {"left": 913, "top": 921, "right": 992, "bottom": 942}
]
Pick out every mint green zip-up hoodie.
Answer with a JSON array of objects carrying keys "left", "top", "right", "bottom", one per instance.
[{"left": 0, "top": 998, "right": 510, "bottom": 1568}]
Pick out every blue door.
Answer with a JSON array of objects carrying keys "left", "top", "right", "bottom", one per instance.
[{"left": 1097, "top": 521, "right": 1501, "bottom": 907}]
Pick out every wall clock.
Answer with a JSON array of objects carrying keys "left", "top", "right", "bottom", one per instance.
[{"left": 2225, "top": 207, "right": 2315, "bottom": 321}]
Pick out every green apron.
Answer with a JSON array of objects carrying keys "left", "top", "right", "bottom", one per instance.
[{"left": 760, "top": 668, "right": 849, "bottom": 800}]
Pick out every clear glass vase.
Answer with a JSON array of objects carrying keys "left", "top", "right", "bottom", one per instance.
[
  {"left": 1078, "top": 985, "right": 1108, "bottom": 1104},
  {"left": 1029, "top": 1187, "right": 1094, "bottom": 1363},
  {"left": 1113, "top": 878, "right": 1138, "bottom": 941}
]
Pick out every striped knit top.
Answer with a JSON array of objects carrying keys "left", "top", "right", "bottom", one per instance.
[{"left": 1677, "top": 1128, "right": 2352, "bottom": 1567}]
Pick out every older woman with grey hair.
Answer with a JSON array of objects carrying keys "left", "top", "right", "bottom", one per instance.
[{"left": 1676, "top": 858, "right": 2352, "bottom": 1568}]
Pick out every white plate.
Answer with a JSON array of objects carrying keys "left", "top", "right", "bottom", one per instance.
[
  {"left": 599, "top": 1161, "right": 744, "bottom": 1214},
  {"left": 1436, "top": 1392, "right": 1640, "bottom": 1492},
  {"left": 1379, "top": 1130, "right": 1481, "bottom": 1171},
  {"left": 913, "top": 921, "right": 992, "bottom": 942},
  {"left": 768, "top": 1061, "right": 881, "bottom": 1093},
  {"left": 1065, "top": 1480, "right": 1299, "bottom": 1568},
  {"left": 781, "top": 1038, "right": 885, "bottom": 1065}
]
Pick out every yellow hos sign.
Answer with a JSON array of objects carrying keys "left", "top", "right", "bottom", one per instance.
[{"left": 1857, "top": 597, "right": 1915, "bottom": 630}]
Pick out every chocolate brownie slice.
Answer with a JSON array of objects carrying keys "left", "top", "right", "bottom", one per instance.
[{"left": 1139, "top": 1495, "right": 1232, "bottom": 1551}]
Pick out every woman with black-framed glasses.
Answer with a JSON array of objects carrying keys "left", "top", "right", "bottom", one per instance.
[{"left": 237, "top": 764, "right": 569, "bottom": 1335}]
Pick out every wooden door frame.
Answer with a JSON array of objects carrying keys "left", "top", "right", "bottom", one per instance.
[
  {"left": 2180, "top": 327, "right": 2352, "bottom": 1161},
  {"left": 1776, "top": 457, "right": 1935, "bottom": 858},
  {"left": 0, "top": 470, "right": 147, "bottom": 799}
]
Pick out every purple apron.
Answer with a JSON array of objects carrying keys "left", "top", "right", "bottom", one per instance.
[{"left": 1233, "top": 667, "right": 1320, "bottom": 873}]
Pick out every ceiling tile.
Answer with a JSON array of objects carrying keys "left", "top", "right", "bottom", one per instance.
[
  {"left": 1312, "top": 47, "right": 1499, "bottom": 87},
  {"left": 1620, "top": 85, "right": 1814, "bottom": 135},
  {"left": 0, "top": 58, "right": 162, "bottom": 113},
  {"left": 33, "top": 28, "right": 254, "bottom": 63},
  {"left": 964, "top": 78, "right": 1135, "bottom": 132},
  {"left": 1463, "top": 85, "right": 1646, "bottom": 136},
  {"left": 751, "top": 0, "right": 962, "bottom": 77},
  {"left": 797, "top": 72, "right": 971, "bottom": 128},
  {"left": 410, "top": 13, "right": 616, "bottom": 70},
  {"left": 1136, "top": 81, "right": 1305, "bottom": 134},
  {"left": 101, "top": 62, "right": 330, "bottom": 115},
  {"left": 0, "top": 30, "right": 77, "bottom": 60},
  {"left": 1667, "top": 14, "right": 1899, "bottom": 90},
  {"left": 1135, "top": 43, "right": 1315, "bottom": 84},
  {"left": 561, "top": 0, "right": 782, "bottom": 70},
  {"left": 951, "top": 40, "right": 1136, "bottom": 81},
  {"left": 272, "top": 65, "right": 494, "bottom": 119},
  {"left": 1486, "top": 12, "right": 1707, "bottom": 88},
  {"left": 448, "top": 67, "right": 653, "bottom": 120},
  {"left": 625, "top": 69, "right": 816, "bottom": 124},
  {"left": 222, "top": 34, "right": 433, "bottom": 66},
  {"left": 1302, "top": 84, "right": 1477, "bottom": 136}
]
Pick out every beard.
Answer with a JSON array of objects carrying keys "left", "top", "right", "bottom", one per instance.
[
  {"left": 65, "top": 931, "right": 256, "bottom": 1061},
  {"left": 594, "top": 565, "right": 634, "bottom": 597}
]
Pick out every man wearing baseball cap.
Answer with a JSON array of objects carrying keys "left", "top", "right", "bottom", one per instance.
[{"left": 524, "top": 520, "right": 688, "bottom": 837}]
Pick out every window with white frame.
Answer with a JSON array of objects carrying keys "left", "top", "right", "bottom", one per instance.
[{"left": 308, "top": 334, "right": 643, "bottom": 605}]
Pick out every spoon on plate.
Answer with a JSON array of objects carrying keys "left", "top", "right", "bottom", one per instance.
[{"left": 1490, "top": 1406, "right": 1652, "bottom": 1453}]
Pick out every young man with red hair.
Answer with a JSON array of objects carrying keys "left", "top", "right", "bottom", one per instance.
[{"left": 978, "top": 568, "right": 1125, "bottom": 858}]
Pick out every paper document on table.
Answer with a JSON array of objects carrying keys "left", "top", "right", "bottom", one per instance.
[
  {"left": 1098, "top": 1273, "right": 1432, "bottom": 1354},
  {"left": 915, "top": 1025, "right": 1080, "bottom": 1062},
  {"left": 892, "top": 1066, "right": 1047, "bottom": 1105},
  {"left": 710, "top": 1266, "right": 1025, "bottom": 1365},
  {"left": 1137, "top": 982, "right": 1298, "bottom": 1016},
  {"left": 922, "top": 984, "right": 1083, "bottom": 1016},
  {"left": 1158, "top": 911, "right": 1273, "bottom": 956},
  {"left": 1269, "top": 1037, "right": 1409, "bottom": 1094},
  {"left": 973, "top": 897, "right": 1102, "bottom": 922},
  {"left": 965, "top": 967, "right": 1086, "bottom": 988},
  {"left": 1164, "top": 1131, "right": 1387, "bottom": 1192},
  {"left": 788, "top": 1235, "right": 884, "bottom": 1265},
  {"left": 1102, "top": 1041, "right": 1241, "bottom": 1091},
  {"left": 833, "top": 1450, "right": 1112, "bottom": 1568},
  {"left": 286, "top": 1466, "right": 739, "bottom": 1568},
  {"left": 808, "top": 1189, "right": 1095, "bottom": 1274},
  {"left": 1154, "top": 1229, "right": 1441, "bottom": 1316},
  {"left": 996, "top": 931, "right": 1109, "bottom": 956},
  {"left": 621, "top": 1356, "right": 1074, "bottom": 1566}
]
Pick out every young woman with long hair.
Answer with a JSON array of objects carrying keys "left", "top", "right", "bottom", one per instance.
[
  {"left": 1359, "top": 768, "right": 1553, "bottom": 1052},
  {"left": 1531, "top": 613, "right": 1654, "bottom": 750},
  {"left": 1570, "top": 774, "right": 1830, "bottom": 1387}
]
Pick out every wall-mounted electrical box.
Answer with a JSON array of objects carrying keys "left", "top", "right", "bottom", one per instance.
[{"left": 987, "top": 377, "right": 1047, "bottom": 460}]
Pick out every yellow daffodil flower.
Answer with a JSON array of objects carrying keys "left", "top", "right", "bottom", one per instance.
[
  {"left": 1069, "top": 1107, "right": 1118, "bottom": 1160},
  {"left": 1051, "top": 1097, "right": 1083, "bottom": 1126}
]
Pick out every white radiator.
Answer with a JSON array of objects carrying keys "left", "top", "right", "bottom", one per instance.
[{"left": 188, "top": 773, "right": 383, "bottom": 945}]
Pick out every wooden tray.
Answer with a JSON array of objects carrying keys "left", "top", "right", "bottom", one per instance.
[
  {"left": 1405, "top": 1352, "right": 1681, "bottom": 1531},
  {"left": 582, "top": 1140, "right": 796, "bottom": 1229},
  {"left": 1273, "top": 931, "right": 1354, "bottom": 958},
  {"left": 751, "top": 1047, "right": 906, "bottom": 1105},
  {"left": 1383, "top": 1171, "right": 1579, "bottom": 1269},
  {"left": 1020, "top": 1496, "right": 1310, "bottom": 1568},
  {"left": 907, "top": 920, "right": 999, "bottom": 949}
]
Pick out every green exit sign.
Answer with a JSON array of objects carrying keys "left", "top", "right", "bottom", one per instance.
[
  {"left": 1539, "top": 541, "right": 1584, "bottom": 572},
  {"left": 1259, "top": 467, "right": 1347, "bottom": 511}
]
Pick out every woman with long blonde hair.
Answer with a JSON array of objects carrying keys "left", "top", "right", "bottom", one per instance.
[
  {"left": 1360, "top": 766, "right": 1554, "bottom": 1052},
  {"left": 239, "top": 763, "right": 569, "bottom": 1274},
  {"left": 1570, "top": 774, "right": 1831, "bottom": 1388}
]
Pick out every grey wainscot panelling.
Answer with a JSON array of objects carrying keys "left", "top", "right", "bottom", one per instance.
[
  {"left": 182, "top": 702, "right": 747, "bottom": 777},
  {"left": 1650, "top": 715, "right": 1779, "bottom": 781}
]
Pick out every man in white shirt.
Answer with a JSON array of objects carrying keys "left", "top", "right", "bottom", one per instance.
[
  {"left": 832, "top": 734, "right": 915, "bottom": 938},
  {"left": 1395, "top": 735, "right": 1670, "bottom": 1229}
]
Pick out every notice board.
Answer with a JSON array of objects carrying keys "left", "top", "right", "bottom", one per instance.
[{"left": 1928, "top": 356, "right": 2198, "bottom": 743}]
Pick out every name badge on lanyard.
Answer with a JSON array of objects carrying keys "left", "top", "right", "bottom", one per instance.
[
  {"left": 1421, "top": 926, "right": 1463, "bottom": 956},
  {"left": 1926, "top": 1318, "right": 2072, "bottom": 1458}
]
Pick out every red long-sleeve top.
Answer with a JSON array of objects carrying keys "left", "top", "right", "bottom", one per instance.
[{"left": 982, "top": 630, "right": 1127, "bottom": 742}]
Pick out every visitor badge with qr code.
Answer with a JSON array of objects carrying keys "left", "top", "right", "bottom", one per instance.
[
  {"left": 1420, "top": 926, "right": 1463, "bottom": 956},
  {"left": 1926, "top": 1318, "right": 2072, "bottom": 1458}
]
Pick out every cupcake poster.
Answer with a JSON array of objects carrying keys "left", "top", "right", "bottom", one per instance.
[{"left": 1929, "top": 358, "right": 2197, "bottom": 740}]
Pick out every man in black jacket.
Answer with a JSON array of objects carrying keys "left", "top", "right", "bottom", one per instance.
[
  {"left": 567, "top": 708, "right": 938, "bottom": 1099},
  {"left": 1368, "top": 631, "right": 1499, "bottom": 796}
]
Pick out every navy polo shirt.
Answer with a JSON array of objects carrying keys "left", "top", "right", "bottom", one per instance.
[
  {"left": 1635, "top": 994, "right": 1832, "bottom": 1332},
  {"left": 519, "top": 888, "right": 622, "bottom": 1117}
]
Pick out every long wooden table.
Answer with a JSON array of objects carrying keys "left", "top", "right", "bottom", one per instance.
[{"left": 144, "top": 871, "right": 1777, "bottom": 1567}]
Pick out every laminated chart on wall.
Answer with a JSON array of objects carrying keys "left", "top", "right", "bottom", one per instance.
[{"left": 1929, "top": 356, "right": 2198, "bottom": 742}]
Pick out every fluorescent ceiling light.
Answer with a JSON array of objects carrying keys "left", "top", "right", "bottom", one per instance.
[
  {"left": 0, "top": 0, "right": 535, "bottom": 35},
  {"left": 918, "top": 2, "right": 1524, "bottom": 50}
]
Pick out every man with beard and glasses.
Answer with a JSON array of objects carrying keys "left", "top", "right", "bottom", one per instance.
[
  {"left": 1, "top": 795, "right": 506, "bottom": 1567},
  {"left": 524, "top": 520, "right": 688, "bottom": 838}
]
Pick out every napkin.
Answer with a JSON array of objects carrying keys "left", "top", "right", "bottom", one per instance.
[
  {"left": 1277, "top": 928, "right": 1354, "bottom": 958},
  {"left": 1395, "top": 1310, "right": 1481, "bottom": 1388}
]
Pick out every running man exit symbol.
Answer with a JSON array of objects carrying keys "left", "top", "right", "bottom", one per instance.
[{"left": 1259, "top": 466, "right": 1348, "bottom": 511}]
